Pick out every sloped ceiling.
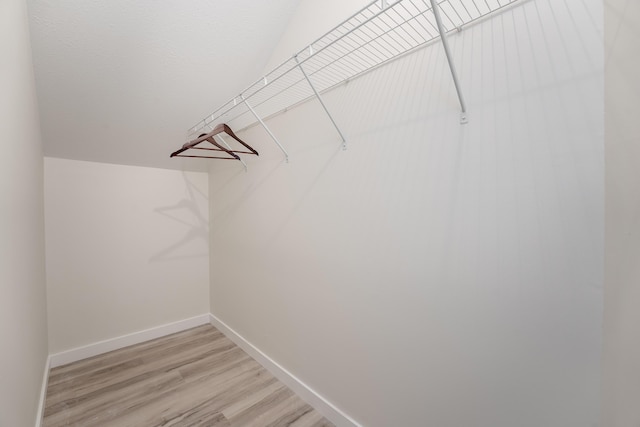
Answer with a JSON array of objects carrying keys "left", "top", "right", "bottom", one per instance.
[{"left": 28, "top": 0, "right": 303, "bottom": 172}]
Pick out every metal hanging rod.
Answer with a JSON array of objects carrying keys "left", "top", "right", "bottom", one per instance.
[{"left": 187, "top": 0, "right": 523, "bottom": 146}]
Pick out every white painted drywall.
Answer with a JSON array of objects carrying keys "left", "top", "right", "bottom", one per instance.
[
  {"left": 264, "top": 0, "right": 367, "bottom": 70},
  {"left": 0, "top": 0, "right": 49, "bottom": 425},
  {"left": 44, "top": 158, "right": 209, "bottom": 354},
  {"left": 603, "top": 0, "right": 640, "bottom": 425},
  {"left": 27, "top": 0, "right": 303, "bottom": 173},
  {"left": 209, "top": 0, "right": 604, "bottom": 426}
]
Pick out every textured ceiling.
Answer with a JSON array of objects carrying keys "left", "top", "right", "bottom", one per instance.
[{"left": 28, "top": 0, "right": 303, "bottom": 172}]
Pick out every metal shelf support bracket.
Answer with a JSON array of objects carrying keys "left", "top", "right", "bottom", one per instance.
[
  {"left": 241, "top": 94, "right": 290, "bottom": 162},
  {"left": 294, "top": 55, "right": 347, "bottom": 150},
  {"left": 428, "top": 0, "right": 468, "bottom": 124}
]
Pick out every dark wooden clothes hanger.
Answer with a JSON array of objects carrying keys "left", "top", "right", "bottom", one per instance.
[{"left": 170, "top": 123, "right": 259, "bottom": 159}]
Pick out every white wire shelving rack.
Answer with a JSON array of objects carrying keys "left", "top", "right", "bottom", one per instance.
[{"left": 186, "top": 0, "right": 522, "bottom": 162}]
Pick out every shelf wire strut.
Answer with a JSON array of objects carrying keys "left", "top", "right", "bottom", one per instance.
[
  {"left": 295, "top": 53, "right": 347, "bottom": 150},
  {"left": 241, "top": 94, "right": 290, "bottom": 162},
  {"left": 428, "top": 0, "right": 468, "bottom": 124}
]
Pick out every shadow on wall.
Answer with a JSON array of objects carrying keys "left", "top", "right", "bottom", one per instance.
[
  {"left": 210, "top": 160, "right": 284, "bottom": 239},
  {"left": 263, "top": 141, "right": 344, "bottom": 249},
  {"left": 150, "top": 171, "right": 209, "bottom": 262}
]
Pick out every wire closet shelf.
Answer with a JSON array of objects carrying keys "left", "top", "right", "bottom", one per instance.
[{"left": 186, "top": 0, "right": 520, "bottom": 144}]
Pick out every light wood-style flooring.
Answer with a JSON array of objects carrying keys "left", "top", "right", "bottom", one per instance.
[{"left": 43, "top": 324, "right": 334, "bottom": 427}]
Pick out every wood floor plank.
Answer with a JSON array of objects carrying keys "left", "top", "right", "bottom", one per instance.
[
  {"left": 53, "top": 348, "right": 259, "bottom": 426},
  {"left": 43, "top": 324, "right": 334, "bottom": 427},
  {"left": 46, "top": 358, "right": 145, "bottom": 406},
  {"left": 288, "top": 409, "right": 334, "bottom": 427},
  {"left": 48, "top": 325, "right": 218, "bottom": 384},
  {"left": 116, "top": 370, "right": 278, "bottom": 427},
  {"left": 105, "top": 359, "right": 269, "bottom": 426},
  {"left": 222, "top": 381, "right": 286, "bottom": 420},
  {"left": 232, "top": 392, "right": 314, "bottom": 427},
  {"left": 44, "top": 371, "right": 185, "bottom": 426},
  {"left": 164, "top": 411, "right": 231, "bottom": 427},
  {"left": 47, "top": 326, "right": 222, "bottom": 394},
  {"left": 46, "top": 330, "right": 233, "bottom": 410}
]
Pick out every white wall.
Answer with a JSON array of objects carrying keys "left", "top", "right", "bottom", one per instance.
[
  {"left": 0, "top": 0, "right": 49, "bottom": 425},
  {"left": 264, "top": 0, "right": 366, "bottom": 70},
  {"left": 603, "top": 0, "right": 640, "bottom": 425},
  {"left": 45, "top": 158, "right": 209, "bottom": 354},
  {"left": 209, "top": 0, "right": 604, "bottom": 426}
]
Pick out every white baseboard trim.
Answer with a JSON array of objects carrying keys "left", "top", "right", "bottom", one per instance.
[
  {"left": 35, "top": 355, "right": 51, "bottom": 427},
  {"left": 49, "top": 314, "right": 210, "bottom": 368},
  {"left": 208, "top": 313, "right": 360, "bottom": 427}
]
